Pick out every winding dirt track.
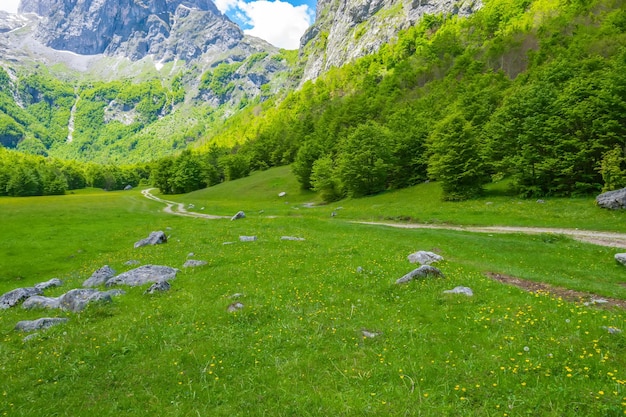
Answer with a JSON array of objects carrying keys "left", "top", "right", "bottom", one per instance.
[
  {"left": 141, "top": 188, "right": 626, "bottom": 248},
  {"left": 358, "top": 222, "right": 626, "bottom": 249},
  {"left": 141, "top": 188, "right": 229, "bottom": 220}
]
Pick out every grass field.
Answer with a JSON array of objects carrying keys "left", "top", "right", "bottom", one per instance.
[{"left": 1, "top": 168, "right": 625, "bottom": 416}]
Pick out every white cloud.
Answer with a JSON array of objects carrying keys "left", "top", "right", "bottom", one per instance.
[
  {"left": 214, "top": 0, "right": 239, "bottom": 13},
  {"left": 0, "top": 0, "right": 20, "bottom": 14},
  {"left": 237, "top": 0, "right": 313, "bottom": 50}
]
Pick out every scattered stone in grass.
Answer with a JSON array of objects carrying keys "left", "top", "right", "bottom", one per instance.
[
  {"left": 0, "top": 287, "right": 42, "bottom": 309},
  {"left": 105, "top": 265, "right": 178, "bottom": 287},
  {"left": 59, "top": 289, "right": 113, "bottom": 312},
  {"left": 602, "top": 326, "right": 622, "bottom": 334},
  {"left": 536, "top": 199, "right": 545, "bottom": 204},
  {"left": 361, "top": 329, "right": 382, "bottom": 338},
  {"left": 356, "top": 266, "right": 364, "bottom": 273},
  {"left": 486, "top": 202, "right": 493, "bottom": 205},
  {"left": 395, "top": 265, "right": 444, "bottom": 284},
  {"left": 34, "top": 278, "right": 63, "bottom": 291},
  {"left": 281, "top": 236, "right": 305, "bottom": 241},
  {"left": 124, "top": 260, "right": 140, "bottom": 266},
  {"left": 227, "top": 302, "right": 244, "bottom": 312},
  {"left": 230, "top": 293, "right": 244, "bottom": 299},
  {"left": 183, "top": 260, "right": 208, "bottom": 268},
  {"left": 223, "top": 241, "right": 235, "bottom": 245},
  {"left": 134, "top": 231, "right": 167, "bottom": 248},
  {"left": 584, "top": 298, "right": 609, "bottom": 306},
  {"left": 15, "top": 318, "right": 69, "bottom": 332},
  {"left": 331, "top": 211, "right": 337, "bottom": 217},
  {"left": 407, "top": 251, "right": 443, "bottom": 265},
  {"left": 443, "top": 286, "right": 474, "bottom": 296},
  {"left": 231, "top": 211, "right": 245, "bottom": 221},
  {"left": 22, "top": 333, "right": 41, "bottom": 342},
  {"left": 278, "top": 192, "right": 286, "bottom": 197},
  {"left": 239, "top": 236, "right": 257, "bottom": 242},
  {"left": 22, "top": 295, "right": 62, "bottom": 310},
  {"left": 616, "top": 253, "right": 626, "bottom": 266},
  {"left": 124, "top": 184, "right": 132, "bottom": 190},
  {"left": 596, "top": 187, "right": 626, "bottom": 210},
  {"left": 187, "top": 252, "right": 195, "bottom": 258},
  {"left": 83, "top": 265, "right": 116, "bottom": 287},
  {"left": 144, "top": 281, "right": 171, "bottom": 294}
]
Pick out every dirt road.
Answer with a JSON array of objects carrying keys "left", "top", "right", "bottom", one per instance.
[
  {"left": 358, "top": 222, "right": 626, "bottom": 249},
  {"left": 141, "top": 189, "right": 626, "bottom": 248},
  {"left": 141, "top": 188, "right": 229, "bottom": 220}
]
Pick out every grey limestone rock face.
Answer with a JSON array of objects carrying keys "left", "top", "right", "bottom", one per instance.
[
  {"left": 616, "top": 253, "right": 626, "bottom": 266},
  {"left": 395, "top": 265, "right": 444, "bottom": 284},
  {"left": 83, "top": 265, "right": 117, "bottom": 287},
  {"left": 407, "top": 251, "right": 443, "bottom": 265},
  {"left": 596, "top": 188, "right": 626, "bottom": 210},
  {"left": 300, "top": 0, "right": 483, "bottom": 82},
  {"left": 15, "top": 317, "right": 69, "bottom": 332},
  {"left": 0, "top": 287, "right": 42, "bottom": 309},
  {"left": 134, "top": 231, "right": 167, "bottom": 248},
  {"left": 106, "top": 264, "right": 178, "bottom": 287}
]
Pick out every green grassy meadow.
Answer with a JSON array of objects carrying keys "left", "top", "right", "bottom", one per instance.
[{"left": 1, "top": 168, "right": 626, "bottom": 416}]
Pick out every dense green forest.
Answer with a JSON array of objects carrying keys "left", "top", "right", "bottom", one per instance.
[
  {"left": 183, "top": 0, "right": 625, "bottom": 201},
  {"left": 0, "top": 148, "right": 148, "bottom": 196},
  {"left": 1, "top": 0, "right": 625, "bottom": 200}
]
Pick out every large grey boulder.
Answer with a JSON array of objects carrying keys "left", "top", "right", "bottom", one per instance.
[
  {"left": 34, "top": 278, "right": 63, "bottom": 291},
  {"left": 134, "top": 231, "right": 167, "bottom": 248},
  {"left": 83, "top": 265, "right": 116, "bottom": 287},
  {"left": 106, "top": 265, "right": 178, "bottom": 287},
  {"left": 0, "top": 287, "right": 42, "bottom": 309},
  {"left": 616, "top": 253, "right": 626, "bottom": 266},
  {"left": 407, "top": 251, "right": 443, "bottom": 265},
  {"left": 395, "top": 265, "right": 444, "bottom": 284},
  {"left": 22, "top": 295, "right": 62, "bottom": 310},
  {"left": 15, "top": 318, "right": 69, "bottom": 332},
  {"left": 596, "top": 188, "right": 626, "bottom": 210}
]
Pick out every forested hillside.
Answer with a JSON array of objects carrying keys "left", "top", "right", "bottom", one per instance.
[
  {"left": 157, "top": 0, "right": 624, "bottom": 201},
  {"left": 1, "top": 0, "right": 625, "bottom": 200}
]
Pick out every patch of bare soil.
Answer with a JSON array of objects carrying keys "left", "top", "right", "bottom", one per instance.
[
  {"left": 358, "top": 222, "right": 626, "bottom": 249},
  {"left": 486, "top": 272, "right": 626, "bottom": 309}
]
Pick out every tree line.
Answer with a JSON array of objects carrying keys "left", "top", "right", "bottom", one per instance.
[{"left": 0, "top": 148, "right": 148, "bottom": 196}]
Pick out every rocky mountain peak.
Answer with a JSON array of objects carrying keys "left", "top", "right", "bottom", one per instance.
[{"left": 17, "top": 0, "right": 241, "bottom": 61}]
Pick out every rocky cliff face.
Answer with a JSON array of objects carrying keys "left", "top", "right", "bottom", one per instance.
[
  {"left": 18, "top": 0, "right": 246, "bottom": 61},
  {"left": 299, "top": 0, "right": 482, "bottom": 82}
]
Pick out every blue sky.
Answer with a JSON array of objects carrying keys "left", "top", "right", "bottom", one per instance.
[{"left": 0, "top": 0, "right": 317, "bottom": 49}]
